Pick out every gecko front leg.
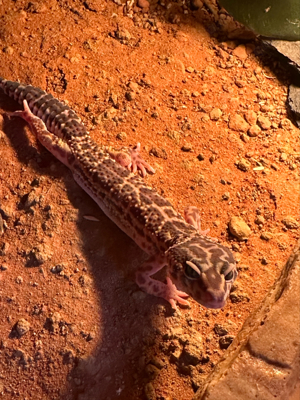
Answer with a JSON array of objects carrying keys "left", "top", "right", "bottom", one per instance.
[
  {"left": 136, "top": 253, "right": 189, "bottom": 308},
  {"left": 107, "top": 142, "right": 155, "bottom": 177}
]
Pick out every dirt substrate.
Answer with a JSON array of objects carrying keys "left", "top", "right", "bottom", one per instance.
[{"left": 0, "top": 1, "right": 299, "bottom": 399}]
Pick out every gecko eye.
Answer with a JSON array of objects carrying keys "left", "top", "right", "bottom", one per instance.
[
  {"left": 224, "top": 270, "right": 234, "bottom": 281},
  {"left": 184, "top": 261, "right": 201, "bottom": 280}
]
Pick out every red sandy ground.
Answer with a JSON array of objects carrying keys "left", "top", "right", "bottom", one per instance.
[{"left": 0, "top": 1, "right": 299, "bottom": 399}]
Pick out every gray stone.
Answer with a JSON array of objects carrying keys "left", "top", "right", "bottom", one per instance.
[{"left": 288, "top": 85, "right": 300, "bottom": 128}]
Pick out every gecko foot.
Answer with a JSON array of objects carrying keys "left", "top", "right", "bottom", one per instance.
[
  {"left": 107, "top": 142, "right": 155, "bottom": 177},
  {"left": 165, "top": 277, "right": 190, "bottom": 309},
  {"left": 184, "top": 206, "right": 219, "bottom": 242},
  {"left": 184, "top": 206, "right": 210, "bottom": 235},
  {"left": 7, "top": 99, "right": 33, "bottom": 123}
]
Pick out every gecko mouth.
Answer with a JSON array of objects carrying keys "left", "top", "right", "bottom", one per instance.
[
  {"left": 200, "top": 299, "right": 226, "bottom": 309},
  {"left": 191, "top": 287, "right": 227, "bottom": 309}
]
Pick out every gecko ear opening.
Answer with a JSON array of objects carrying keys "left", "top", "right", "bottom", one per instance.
[{"left": 184, "top": 261, "right": 201, "bottom": 280}]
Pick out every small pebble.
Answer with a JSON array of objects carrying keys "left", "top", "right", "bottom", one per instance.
[
  {"left": 125, "top": 91, "right": 136, "bottom": 101},
  {"left": 232, "top": 45, "right": 248, "bottom": 60},
  {"left": 240, "top": 133, "right": 249, "bottom": 143},
  {"left": 280, "top": 118, "right": 293, "bottom": 130},
  {"left": 15, "top": 276, "right": 23, "bottom": 284},
  {"left": 0, "top": 214, "right": 3, "bottom": 236},
  {"left": 282, "top": 217, "right": 299, "bottom": 229},
  {"left": 209, "top": 108, "right": 222, "bottom": 121},
  {"left": 260, "top": 231, "right": 273, "bottom": 241},
  {"left": 116, "top": 132, "right": 127, "bottom": 140},
  {"left": 128, "top": 81, "right": 139, "bottom": 91},
  {"left": 219, "top": 335, "right": 234, "bottom": 349},
  {"left": 3, "top": 46, "right": 14, "bottom": 54},
  {"left": 236, "top": 158, "right": 251, "bottom": 172},
  {"left": 248, "top": 125, "right": 261, "bottom": 137},
  {"left": 190, "top": 0, "right": 203, "bottom": 10},
  {"left": 137, "top": 0, "right": 149, "bottom": 8},
  {"left": 255, "top": 215, "right": 265, "bottom": 225},
  {"left": 229, "top": 216, "right": 251, "bottom": 241},
  {"left": 145, "top": 364, "right": 160, "bottom": 380},
  {"left": 244, "top": 110, "right": 257, "bottom": 125},
  {"left": 222, "top": 192, "right": 230, "bottom": 200},
  {"left": 181, "top": 144, "right": 193, "bottom": 152},
  {"left": 15, "top": 319, "right": 30, "bottom": 337},
  {"left": 186, "top": 66, "right": 194, "bottom": 73},
  {"left": 279, "top": 153, "right": 288, "bottom": 162},
  {"left": 257, "top": 116, "right": 271, "bottom": 130},
  {"left": 230, "top": 291, "right": 250, "bottom": 303},
  {"left": 261, "top": 257, "right": 268, "bottom": 265},
  {"left": 229, "top": 114, "right": 249, "bottom": 132},
  {"left": 214, "top": 324, "right": 228, "bottom": 336},
  {"left": 150, "top": 147, "right": 167, "bottom": 159},
  {"left": 197, "top": 153, "right": 205, "bottom": 161}
]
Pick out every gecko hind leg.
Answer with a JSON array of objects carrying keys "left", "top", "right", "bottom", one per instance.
[
  {"left": 9, "top": 100, "right": 75, "bottom": 168},
  {"left": 107, "top": 142, "right": 155, "bottom": 177},
  {"left": 184, "top": 206, "right": 218, "bottom": 242}
]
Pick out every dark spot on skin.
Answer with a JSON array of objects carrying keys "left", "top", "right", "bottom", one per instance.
[
  {"left": 152, "top": 194, "right": 171, "bottom": 208},
  {"left": 135, "top": 226, "right": 145, "bottom": 238},
  {"left": 139, "top": 193, "right": 153, "bottom": 206},
  {"left": 33, "top": 93, "right": 54, "bottom": 109},
  {"left": 173, "top": 220, "right": 193, "bottom": 231},
  {"left": 144, "top": 265, "right": 154, "bottom": 272},
  {"left": 164, "top": 208, "right": 177, "bottom": 218},
  {"left": 136, "top": 274, "right": 146, "bottom": 285},
  {"left": 153, "top": 285, "right": 159, "bottom": 293}
]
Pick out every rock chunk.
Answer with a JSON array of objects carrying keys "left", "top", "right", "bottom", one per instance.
[
  {"left": 236, "top": 158, "right": 251, "bottom": 172},
  {"left": 248, "top": 125, "right": 261, "bottom": 137},
  {"left": 15, "top": 319, "right": 30, "bottom": 337},
  {"left": 229, "top": 216, "right": 251, "bottom": 241},
  {"left": 219, "top": 335, "right": 234, "bottom": 349},
  {"left": 210, "top": 108, "right": 222, "bottom": 121},
  {"left": 244, "top": 110, "right": 257, "bottom": 125},
  {"left": 229, "top": 114, "right": 249, "bottom": 132},
  {"left": 282, "top": 217, "right": 299, "bottom": 229},
  {"left": 257, "top": 116, "right": 271, "bottom": 130}
]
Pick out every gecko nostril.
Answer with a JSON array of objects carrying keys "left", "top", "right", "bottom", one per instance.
[{"left": 205, "top": 288, "right": 226, "bottom": 304}]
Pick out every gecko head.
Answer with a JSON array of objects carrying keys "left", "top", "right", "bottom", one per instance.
[{"left": 167, "top": 238, "right": 237, "bottom": 309}]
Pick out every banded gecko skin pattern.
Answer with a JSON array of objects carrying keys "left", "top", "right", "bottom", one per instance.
[{"left": 0, "top": 77, "right": 237, "bottom": 309}]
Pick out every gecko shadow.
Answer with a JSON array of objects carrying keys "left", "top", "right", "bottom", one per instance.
[{"left": 0, "top": 93, "right": 172, "bottom": 400}]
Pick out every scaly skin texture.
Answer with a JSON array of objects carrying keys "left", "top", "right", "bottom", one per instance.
[{"left": 0, "top": 77, "right": 238, "bottom": 309}]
